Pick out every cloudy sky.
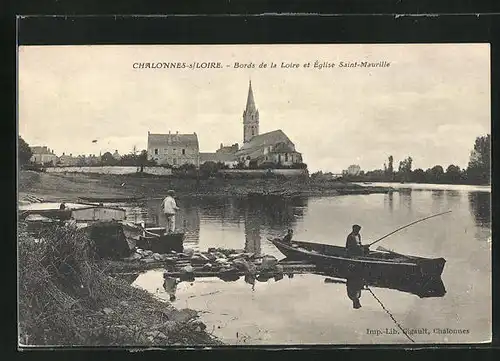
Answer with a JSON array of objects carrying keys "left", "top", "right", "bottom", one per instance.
[{"left": 18, "top": 44, "right": 490, "bottom": 173}]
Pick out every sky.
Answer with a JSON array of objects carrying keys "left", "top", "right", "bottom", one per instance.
[{"left": 18, "top": 44, "right": 490, "bottom": 173}]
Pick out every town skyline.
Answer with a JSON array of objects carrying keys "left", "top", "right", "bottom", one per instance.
[{"left": 19, "top": 44, "right": 490, "bottom": 173}]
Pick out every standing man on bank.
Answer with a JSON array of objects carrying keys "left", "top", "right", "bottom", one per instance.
[{"left": 162, "top": 190, "right": 180, "bottom": 234}]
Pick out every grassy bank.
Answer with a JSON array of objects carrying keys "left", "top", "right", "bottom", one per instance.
[
  {"left": 18, "top": 222, "right": 221, "bottom": 347},
  {"left": 18, "top": 171, "right": 393, "bottom": 202}
]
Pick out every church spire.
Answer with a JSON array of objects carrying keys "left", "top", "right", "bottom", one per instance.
[
  {"left": 245, "top": 80, "right": 256, "bottom": 113},
  {"left": 242, "top": 80, "right": 260, "bottom": 143}
]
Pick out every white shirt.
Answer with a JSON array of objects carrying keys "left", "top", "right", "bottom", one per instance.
[{"left": 162, "top": 196, "right": 178, "bottom": 214}]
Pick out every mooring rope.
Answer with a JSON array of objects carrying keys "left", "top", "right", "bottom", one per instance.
[{"left": 366, "top": 286, "right": 415, "bottom": 343}]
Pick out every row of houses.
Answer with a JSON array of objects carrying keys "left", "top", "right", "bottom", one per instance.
[
  {"left": 29, "top": 147, "right": 122, "bottom": 166},
  {"left": 29, "top": 82, "right": 306, "bottom": 170}
]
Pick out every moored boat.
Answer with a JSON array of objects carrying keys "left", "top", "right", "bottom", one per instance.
[
  {"left": 268, "top": 237, "right": 446, "bottom": 281},
  {"left": 136, "top": 231, "right": 185, "bottom": 254},
  {"left": 78, "top": 196, "right": 144, "bottom": 203},
  {"left": 71, "top": 206, "right": 127, "bottom": 222},
  {"left": 18, "top": 202, "right": 87, "bottom": 221},
  {"left": 120, "top": 222, "right": 185, "bottom": 254}
]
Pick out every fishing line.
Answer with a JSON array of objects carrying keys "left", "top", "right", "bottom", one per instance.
[{"left": 365, "top": 286, "right": 415, "bottom": 343}]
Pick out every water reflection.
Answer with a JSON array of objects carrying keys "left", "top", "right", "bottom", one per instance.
[
  {"left": 127, "top": 195, "right": 308, "bottom": 253},
  {"left": 386, "top": 192, "right": 394, "bottom": 213},
  {"left": 324, "top": 275, "right": 446, "bottom": 307},
  {"left": 399, "top": 188, "right": 413, "bottom": 212},
  {"left": 468, "top": 192, "right": 491, "bottom": 227}
]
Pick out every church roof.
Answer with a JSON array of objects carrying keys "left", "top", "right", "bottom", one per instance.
[
  {"left": 237, "top": 130, "right": 293, "bottom": 155},
  {"left": 271, "top": 142, "right": 296, "bottom": 153},
  {"left": 148, "top": 133, "right": 199, "bottom": 148}
]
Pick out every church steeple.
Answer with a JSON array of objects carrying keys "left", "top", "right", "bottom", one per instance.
[
  {"left": 245, "top": 80, "right": 256, "bottom": 113},
  {"left": 243, "top": 80, "right": 259, "bottom": 143}
]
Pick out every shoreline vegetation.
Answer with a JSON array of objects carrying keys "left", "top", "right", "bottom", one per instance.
[
  {"left": 18, "top": 222, "right": 221, "bottom": 347},
  {"left": 18, "top": 170, "right": 394, "bottom": 202}
]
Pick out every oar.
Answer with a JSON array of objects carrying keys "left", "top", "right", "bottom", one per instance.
[
  {"left": 124, "top": 221, "right": 162, "bottom": 239},
  {"left": 367, "top": 210, "right": 452, "bottom": 247}
]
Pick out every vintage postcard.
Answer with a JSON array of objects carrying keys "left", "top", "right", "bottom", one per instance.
[{"left": 18, "top": 43, "right": 491, "bottom": 346}]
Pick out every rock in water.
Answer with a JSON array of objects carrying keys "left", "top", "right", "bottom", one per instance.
[
  {"left": 179, "top": 265, "right": 195, "bottom": 282},
  {"left": 260, "top": 255, "right": 278, "bottom": 271}
]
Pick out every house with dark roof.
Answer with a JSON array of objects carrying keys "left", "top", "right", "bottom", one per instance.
[
  {"left": 147, "top": 131, "right": 199, "bottom": 167},
  {"left": 199, "top": 151, "right": 239, "bottom": 168},
  {"left": 198, "top": 142, "right": 240, "bottom": 168}
]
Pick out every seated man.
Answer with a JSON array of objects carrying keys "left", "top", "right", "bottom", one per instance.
[
  {"left": 346, "top": 224, "right": 365, "bottom": 256},
  {"left": 282, "top": 229, "right": 294, "bottom": 243}
]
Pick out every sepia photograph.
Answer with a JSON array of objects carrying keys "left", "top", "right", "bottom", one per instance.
[{"left": 17, "top": 43, "right": 491, "bottom": 346}]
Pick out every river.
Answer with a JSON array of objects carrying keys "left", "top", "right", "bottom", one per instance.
[{"left": 125, "top": 183, "right": 491, "bottom": 345}]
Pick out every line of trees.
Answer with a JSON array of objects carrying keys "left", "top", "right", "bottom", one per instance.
[{"left": 343, "top": 134, "right": 491, "bottom": 185}]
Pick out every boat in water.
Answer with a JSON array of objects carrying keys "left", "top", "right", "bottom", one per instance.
[
  {"left": 121, "top": 222, "right": 185, "bottom": 254},
  {"left": 78, "top": 196, "right": 144, "bottom": 203},
  {"left": 268, "top": 237, "right": 446, "bottom": 282},
  {"left": 19, "top": 202, "right": 127, "bottom": 223}
]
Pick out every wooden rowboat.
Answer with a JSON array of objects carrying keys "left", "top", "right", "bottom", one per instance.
[
  {"left": 136, "top": 231, "right": 184, "bottom": 254},
  {"left": 268, "top": 238, "right": 446, "bottom": 281},
  {"left": 78, "top": 196, "right": 144, "bottom": 203}
]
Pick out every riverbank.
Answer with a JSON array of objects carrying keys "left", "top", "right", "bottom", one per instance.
[
  {"left": 18, "top": 170, "right": 393, "bottom": 202},
  {"left": 18, "top": 222, "right": 221, "bottom": 347}
]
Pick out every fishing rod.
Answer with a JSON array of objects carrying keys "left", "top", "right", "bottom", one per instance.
[{"left": 368, "top": 210, "right": 452, "bottom": 247}]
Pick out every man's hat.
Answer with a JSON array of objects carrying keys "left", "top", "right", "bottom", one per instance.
[{"left": 352, "top": 224, "right": 361, "bottom": 230}]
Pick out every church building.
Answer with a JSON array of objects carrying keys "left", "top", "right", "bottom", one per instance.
[{"left": 234, "top": 81, "right": 303, "bottom": 167}]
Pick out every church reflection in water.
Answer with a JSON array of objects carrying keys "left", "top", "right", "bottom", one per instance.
[{"left": 242, "top": 195, "right": 307, "bottom": 254}]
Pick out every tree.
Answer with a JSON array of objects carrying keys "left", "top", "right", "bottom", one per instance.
[
  {"left": 18, "top": 136, "right": 33, "bottom": 167},
  {"left": 466, "top": 134, "right": 490, "bottom": 185},
  {"left": 200, "top": 161, "right": 220, "bottom": 177},
  {"left": 412, "top": 168, "right": 426, "bottom": 183},
  {"left": 444, "top": 164, "right": 462, "bottom": 184},
  {"left": 397, "top": 156, "right": 413, "bottom": 182},
  {"left": 100, "top": 152, "right": 118, "bottom": 166},
  {"left": 426, "top": 165, "right": 445, "bottom": 183},
  {"left": 386, "top": 155, "right": 394, "bottom": 181}
]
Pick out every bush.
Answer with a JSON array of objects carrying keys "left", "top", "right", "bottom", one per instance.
[{"left": 290, "top": 162, "right": 307, "bottom": 169}]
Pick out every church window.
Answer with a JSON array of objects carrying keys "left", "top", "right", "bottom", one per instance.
[
  {"left": 285, "top": 153, "right": 288, "bottom": 162},
  {"left": 154, "top": 149, "right": 158, "bottom": 155},
  {"left": 182, "top": 149, "right": 186, "bottom": 155}
]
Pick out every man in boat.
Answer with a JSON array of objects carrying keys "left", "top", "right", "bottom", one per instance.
[
  {"left": 282, "top": 229, "right": 294, "bottom": 243},
  {"left": 346, "top": 224, "right": 366, "bottom": 256},
  {"left": 162, "top": 190, "right": 180, "bottom": 234}
]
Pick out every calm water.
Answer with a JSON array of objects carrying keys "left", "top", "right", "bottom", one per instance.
[{"left": 126, "top": 184, "right": 491, "bottom": 344}]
